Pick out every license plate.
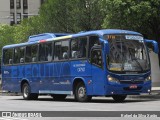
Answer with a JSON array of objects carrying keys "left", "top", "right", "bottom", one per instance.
[{"left": 129, "top": 85, "right": 137, "bottom": 89}]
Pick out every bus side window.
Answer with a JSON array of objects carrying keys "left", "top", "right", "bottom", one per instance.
[
  {"left": 9, "top": 59, "right": 13, "bottom": 64},
  {"left": 31, "top": 45, "right": 38, "bottom": 62},
  {"left": 61, "top": 41, "right": 69, "bottom": 59},
  {"left": 54, "top": 40, "right": 69, "bottom": 60},
  {"left": 71, "top": 37, "right": 87, "bottom": 59},
  {"left": 39, "top": 43, "right": 45, "bottom": 61},
  {"left": 25, "top": 46, "right": 32, "bottom": 63},
  {"left": 46, "top": 43, "right": 52, "bottom": 61},
  {"left": 25, "top": 45, "right": 38, "bottom": 63},
  {"left": 91, "top": 49, "right": 103, "bottom": 68},
  {"left": 13, "top": 47, "right": 25, "bottom": 64},
  {"left": 19, "top": 47, "right": 25, "bottom": 63},
  {"left": 39, "top": 42, "right": 52, "bottom": 62},
  {"left": 3, "top": 49, "right": 13, "bottom": 65},
  {"left": 89, "top": 36, "right": 100, "bottom": 57},
  {"left": 54, "top": 42, "right": 61, "bottom": 61}
]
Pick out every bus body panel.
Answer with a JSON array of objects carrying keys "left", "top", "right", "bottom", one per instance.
[
  {"left": 52, "top": 61, "right": 71, "bottom": 92},
  {"left": 2, "top": 65, "right": 21, "bottom": 92},
  {"left": 2, "top": 29, "right": 156, "bottom": 98},
  {"left": 70, "top": 60, "right": 93, "bottom": 95},
  {"left": 91, "top": 65, "right": 106, "bottom": 95}
]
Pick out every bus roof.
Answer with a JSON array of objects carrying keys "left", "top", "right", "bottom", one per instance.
[
  {"left": 72, "top": 29, "right": 141, "bottom": 38},
  {"left": 3, "top": 29, "right": 142, "bottom": 49},
  {"left": 28, "top": 33, "right": 71, "bottom": 42}
]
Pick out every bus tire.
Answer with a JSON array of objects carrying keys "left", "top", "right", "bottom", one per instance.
[
  {"left": 51, "top": 94, "right": 67, "bottom": 101},
  {"left": 75, "top": 82, "right": 92, "bottom": 102},
  {"left": 22, "top": 83, "right": 38, "bottom": 100},
  {"left": 112, "top": 95, "right": 127, "bottom": 102}
]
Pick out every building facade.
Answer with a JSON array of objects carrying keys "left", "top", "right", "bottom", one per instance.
[{"left": 0, "top": 0, "right": 45, "bottom": 25}]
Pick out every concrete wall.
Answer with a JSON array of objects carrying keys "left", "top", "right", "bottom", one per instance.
[
  {"left": 28, "top": 0, "right": 41, "bottom": 16},
  {"left": 0, "top": 0, "right": 42, "bottom": 25},
  {"left": 0, "top": 0, "right": 10, "bottom": 24},
  {"left": 150, "top": 51, "right": 160, "bottom": 87}
]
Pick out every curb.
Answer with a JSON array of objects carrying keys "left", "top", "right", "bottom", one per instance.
[{"left": 128, "top": 92, "right": 160, "bottom": 99}]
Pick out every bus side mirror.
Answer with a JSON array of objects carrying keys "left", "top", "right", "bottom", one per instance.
[{"left": 145, "top": 39, "right": 159, "bottom": 54}]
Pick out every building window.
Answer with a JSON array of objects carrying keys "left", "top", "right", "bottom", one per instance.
[
  {"left": 10, "top": 13, "right": 15, "bottom": 25},
  {"left": 23, "top": 0, "right": 28, "bottom": 9},
  {"left": 23, "top": 11, "right": 28, "bottom": 19},
  {"left": 23, "top": 13, "right": 28, "bottom": 19},
  {"left": 10, "top": 0, "right": 14, "bottom": 9},
  {"left": 17, "top": 13, "right": 21, "bottom": 24},
  {"left": 16, "top": 0, "right": 21, "bottom": 9}
]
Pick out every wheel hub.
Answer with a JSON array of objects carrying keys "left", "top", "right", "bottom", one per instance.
[
  {"left": 23, "top": 86, "right": 29, "bottom": 98},
  {"left": 78, "top": 87, "right": 86, "bottom": 98}
]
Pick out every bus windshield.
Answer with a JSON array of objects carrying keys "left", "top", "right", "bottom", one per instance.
[{"left": 104, "top": 34, "right": 150, "bottom": 73}]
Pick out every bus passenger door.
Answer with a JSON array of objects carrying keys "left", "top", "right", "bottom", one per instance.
[{"left": 91, "top": 48, "right": 105, "bottom": 95}]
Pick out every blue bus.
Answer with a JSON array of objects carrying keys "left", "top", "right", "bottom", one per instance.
[{"left": 2, "top": 29, "right": 159, "bottom": 102}]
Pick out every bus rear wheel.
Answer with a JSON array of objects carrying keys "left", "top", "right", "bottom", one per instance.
[
  {"left": 22, "top": 83, "right": 38, "bottom": 100},
  {"left": 112, "top": 95, "right": 127, "bottom": 102},
  {"left": 75, "top": 82, "right": 92, "bottom": 102},
  {"left": 51, "top": 94, "right": 67, "bottom": 101}
]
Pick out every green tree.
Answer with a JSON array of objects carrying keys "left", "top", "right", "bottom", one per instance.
[
  {"left": 0, "top": 24, "right": 15, "bottom": 56},
  {"left": 14, "top": 16, "right": 45, "bottom": 42},
  {"left": 39, "top": 0, "right": 105, "bottom": 33},
  {"left": 102, "top": 0, "right": 160, "bottom": 41}
]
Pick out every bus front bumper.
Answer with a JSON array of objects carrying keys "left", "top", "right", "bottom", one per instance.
[{"left": 106, "top": 81, "right": 151, "bottom": 95}]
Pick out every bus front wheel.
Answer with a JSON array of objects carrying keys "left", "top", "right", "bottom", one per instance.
[
  {"left": 22, "top": 83, "right": 38, "bottom": 100},
  {"left": 112, "top": 95, "right": 127, "bottom": 102},
  {"left": 75, "top": 82, "right": 92, "bottom": 102}
]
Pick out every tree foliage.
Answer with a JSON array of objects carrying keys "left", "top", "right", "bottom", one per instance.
[
  {"left": 39, "top": 0, "right": 105, "bottom": 33},
  {"left": 102, "top": 0, "right": 160, "bottom": 41},
  {"left": 14, "top": 16, "right": 45, "bottom": 42},
  {"left": 0, "top": 24, "right": 15, "bottom": 56}
]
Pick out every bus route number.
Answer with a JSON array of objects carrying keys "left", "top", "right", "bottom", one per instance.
[{"left": 77, "top": 67, "right": 85, "bottom": 72}]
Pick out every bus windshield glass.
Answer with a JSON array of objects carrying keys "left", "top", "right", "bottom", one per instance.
[{"left": 104, "top": 34, "right": 150, "bottom": 73}]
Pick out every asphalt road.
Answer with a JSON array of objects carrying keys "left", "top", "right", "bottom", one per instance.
[{"left": 0, "top": 94, "right": 160, "bottom": 120}]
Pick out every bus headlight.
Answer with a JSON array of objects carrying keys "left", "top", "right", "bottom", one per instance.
[
  {"left": 145, "top": 75, "right": 151, "bottom": 82},
  {"left": 107, "top": 75, "right": 120, "bottom": 84}
]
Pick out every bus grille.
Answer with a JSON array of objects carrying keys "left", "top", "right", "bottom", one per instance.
[{"left": 120, "top": 80, "right": 144, "bottom": 84}]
